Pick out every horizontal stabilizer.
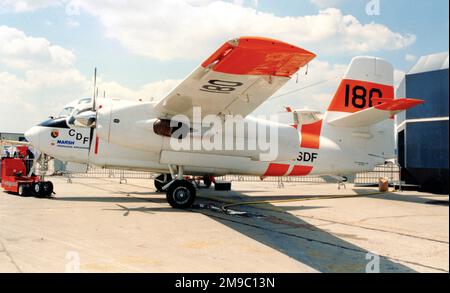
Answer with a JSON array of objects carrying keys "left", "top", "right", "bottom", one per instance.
[
  {"left": 283, "top": 107, "right": 322, "bottom": 125},
  {"left": 328, "top": 98, "right": 424, "bottom": 128}
]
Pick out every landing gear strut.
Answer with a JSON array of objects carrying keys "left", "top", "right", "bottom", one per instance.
[
  {"left": 154, "top": 174, "right": 172, "bottom": 192},
  {"left": 203, "top": 176, "right": 213, "bottom": 188},
  {"left": 163, "top": 165, "right": 197, "bottom": 209}
]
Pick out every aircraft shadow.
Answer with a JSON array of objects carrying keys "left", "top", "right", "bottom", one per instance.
[
  {"left": 54, "top": 196, "right": 167, "bottom": 204},
  {"left": 193, "top": 188, "right": 418, "bottom": 273},
  {"left": 56, "top": 186, "right": 420, "bottom": 272}
]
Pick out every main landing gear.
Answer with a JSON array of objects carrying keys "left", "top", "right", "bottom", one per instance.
[
  {"left": 154, "top": 174, "right": 172, "bottom": 192},
  {"left": 153, "top": 166, "right": 196, "bottom": 209},
  {"left": 154, "top": 166, "right": 215, "bottom": 209},
  {"left": 166, "top": 179, "right": 196, "bottom": 209}
]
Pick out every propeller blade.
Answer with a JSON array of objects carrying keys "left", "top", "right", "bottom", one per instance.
[{"left": 92, "top": 67, "right": 97, "bottom": 111}]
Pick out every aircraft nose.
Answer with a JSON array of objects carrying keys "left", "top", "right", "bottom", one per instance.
[{"left": 25, "top": 126, "right": 41, "bottom": 148}]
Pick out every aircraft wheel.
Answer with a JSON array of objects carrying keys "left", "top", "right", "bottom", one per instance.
[
  {"left": 166, "top": 180, "right": 196, "bottom": 209},
  {"left": 154, "top": 174, "right": 172, "bottom": 192}
]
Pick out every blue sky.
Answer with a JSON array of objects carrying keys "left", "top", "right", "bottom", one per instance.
[{"left": 0, "top": 0, "right": 449, "bottom": 132}]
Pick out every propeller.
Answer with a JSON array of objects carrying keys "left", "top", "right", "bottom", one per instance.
[
  {"left": 87, "top": 68, "right": 99, "bottom": 162},
  {"left": 71, "top": 68, "right": 98, "bottom": 128},
  {"left": 92, "top": 67, "right": 97, "bottom": 112},
  {"left": 67, "top": 68, "right": 101, "bottom": 166}
]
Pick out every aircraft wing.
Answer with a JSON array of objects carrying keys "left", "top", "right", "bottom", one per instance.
[{"left": 155, "top": 37, "right": 316, "bottom": 119}]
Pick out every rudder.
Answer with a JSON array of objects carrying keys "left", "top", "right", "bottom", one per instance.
[{"left": 327, "top": 57, "right": 395, "bottom": 115}]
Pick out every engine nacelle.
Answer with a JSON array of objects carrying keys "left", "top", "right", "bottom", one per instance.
[{"left": 96, "top": 100, "right": 164, "bottom": 152}]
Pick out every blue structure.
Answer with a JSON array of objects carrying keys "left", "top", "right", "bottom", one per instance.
[{"left": 396, "top": 52, "right": 449, "bottom": 193}]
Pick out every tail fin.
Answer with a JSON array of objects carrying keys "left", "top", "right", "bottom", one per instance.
[
  {"left": 327, "top": 57, "right": 394, "bottom": 115},
  {"left": 326, "top": 57, "right": 423, "bottom": 127}
]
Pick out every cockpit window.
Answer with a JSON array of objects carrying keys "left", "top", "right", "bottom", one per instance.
[
  {"left": 58, "top": 107, "right": 75, "bottom": 118},
  {"left": 78, "top": 98, "right": 91, "bottom": 105},
  {"left": 67, "top": 106, "right": 95, "bottom": 128},
  {"left": 39, "top": 118, "right": 70, "bottom": 129}
]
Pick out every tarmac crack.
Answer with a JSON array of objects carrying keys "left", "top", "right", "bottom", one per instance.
[
  {"left": 295, "top": 214, "right": 450, "bottom": 245},
  {"left": 0, "top": 237, "right": 22, "bottom": 273},
  {"left": 193, "top": 209, "right": 449, "bottom": 273},
  {"left": 199, "top": 195, "right": 450, "bottom": 245}
]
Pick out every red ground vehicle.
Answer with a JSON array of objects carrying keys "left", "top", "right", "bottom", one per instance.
[
  {"left": 14, "top": 145, "right": 30, "bottom": 158},
  {"left": 1, "top": 157, "right": 54, "bottom": 197}
]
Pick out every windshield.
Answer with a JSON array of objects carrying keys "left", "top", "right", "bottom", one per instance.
[
  {"left": 78, "top": 98, "right": 91, "bottom": 105},
  {"left": 39, "top": 118, "right": 70, "bottom": 129},
  {"left": 67, "top": 105, "right": 95, "bottom": 128},
  {"left": 58, "top": 107, "right": 75, "bottom": 118}
]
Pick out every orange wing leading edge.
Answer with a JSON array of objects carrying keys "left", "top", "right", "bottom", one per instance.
[{"left": 201, "top": 37, "right": 316, "bottom": 77}]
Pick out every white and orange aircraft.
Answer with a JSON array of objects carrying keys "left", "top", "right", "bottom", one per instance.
[{"left": 25, "top": 37, "right": 423, "bottom": 208}]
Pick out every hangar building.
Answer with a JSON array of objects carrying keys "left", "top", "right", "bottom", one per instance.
[
  {"left": 396, "top": 52, "right": 449, "bottom": 194},
  {"left": 0, "top": 132, "right": 26, "bottom": 142}
]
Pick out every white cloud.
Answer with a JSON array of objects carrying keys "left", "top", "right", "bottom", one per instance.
[
  {"left": 254, "top": 60, "right": 348, "bottom": 117},
  {"left": 0, "top": 25, "right": 75, "bottom": 69},
  {"left": 0, "top": 26, "right": 84, "bottom": 130},
  {"left": 310, "top": 0, "right": 342, "bottom": 8},
  {"left": 0, "top": 0, "right": 60, "bottom": 12},
  {"left": 0, "top": 26, "right": 179, "bottom": 132},
  {"left": 97, "top": 79, "right": 180, "bottom": 102},
  {"left": 68, "top": 1, "right": 415, "bottom": 61},
  {"left": 0, "top": 1, "right": 415, "bottom": 62},
  {"left": 405, "top": 54, "right": 417, "bottom": 62},
  {"left": 66, "top": 18, "right": 80, "bottom": 28}
]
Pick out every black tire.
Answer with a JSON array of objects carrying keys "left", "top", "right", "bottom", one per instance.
[
  {"left": 32, "top": 182, "right": 50, "bottom": 198},
  {"left": 203, "top": 176, "right": 212, "bottom": 188},
  {"left": 42, "top": 181, "right": 54, "bottom": 197},
  {"left": 18, "top": 184, "right": 30, "bottom": 197},
  {"left": 154, "top": 174, "right": 172, "bottom": 192},
  {"left": 32, "top": 182, "right": 41, "bottom": 197},
  {"left": 166, "top": 180, "right": 196, "bottom": 209}
]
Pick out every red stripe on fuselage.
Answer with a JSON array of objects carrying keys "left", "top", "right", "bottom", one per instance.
[
  {"left": 300, "top": 120, "right": 323, "bottom": 149},
  {"left": 94, "top": 136, "right": 99, "bottom": 155},
  {"left": 263, "top": 163, "right": 290, "bottom": 177},
  {"left": 262, "top": 119, "right": 323, "bottom": 178},
  {"left": 289, "top": 165, "right": 313, "bottom": 176}
]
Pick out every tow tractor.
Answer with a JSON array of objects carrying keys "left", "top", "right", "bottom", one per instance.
[{"left": 1, "top": 147, "right": 54, "bottom": 197}]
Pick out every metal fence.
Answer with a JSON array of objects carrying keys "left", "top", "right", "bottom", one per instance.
[
  {"left": 354, "top": 164, "right": 400, "bottom": 184},
  {"left": 63, "top": 164, "right": 400, "bottom": 185}
]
